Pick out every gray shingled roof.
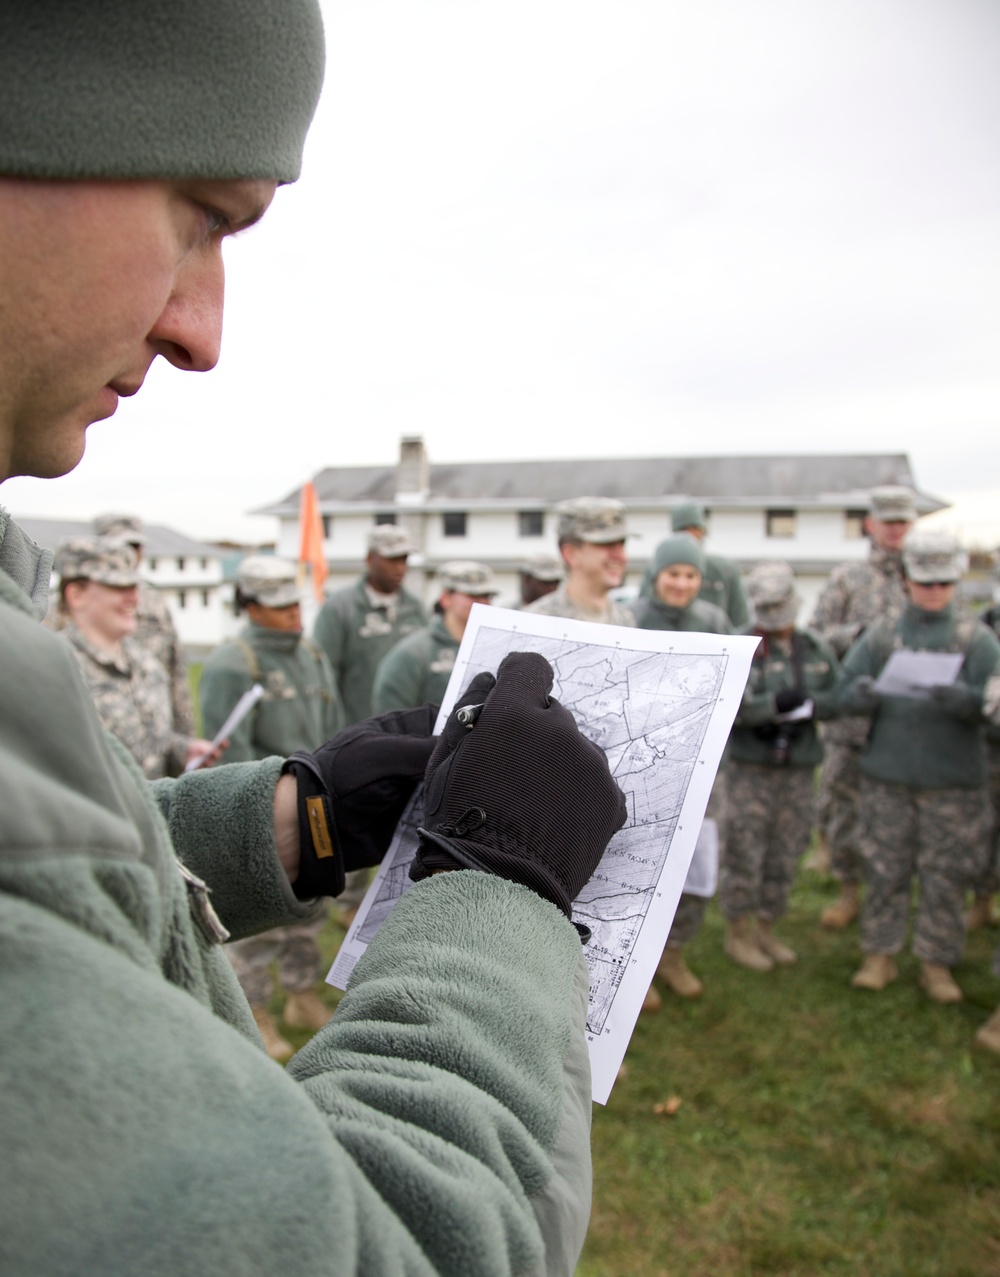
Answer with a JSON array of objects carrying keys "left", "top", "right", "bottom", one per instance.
[
  {"left": 16, "top": 517, "right": 219, "bottom": 558},
  {"left": 255, "top": 453, "right": 946, "bottom": 517}
]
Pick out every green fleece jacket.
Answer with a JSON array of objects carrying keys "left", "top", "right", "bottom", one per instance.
[
  {"left": 314, "top": 576, "right": 427, "bottom": 725},
  {"left": 0, "top": 512, "right": 593, "bottom": 1276},
  {"left": 631, "top": 594, "right": 732, "bottom": 635},
  {"left": 729, "top": 628, "right": 840, "bottom": 767},
  {"left": 372, "top": 616, "right": 458, "bottom": 714},
  {"left": 838, "top": 602, "right": 1000, "bottom": 789},
  {"left": 199, "top": 623, "right": 344, "bottom": 762}
]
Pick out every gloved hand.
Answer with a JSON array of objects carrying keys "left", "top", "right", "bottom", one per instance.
[
  {"left": 410, "top": 651, "right": 628, "bottom": 921},
  {"left": 774, "top": 687, "right": 806, "bottom": 715},
  {"left": 844, "top": 675, "right": 880, "bottom": 714},
  {"left": 930, "top": 681, "right": 981, "bottom": 722},
  {"left": 283, "top": 704, "right": 437, "bottom": 900}
]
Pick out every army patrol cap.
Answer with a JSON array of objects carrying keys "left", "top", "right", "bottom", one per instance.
[
  {"left": 367, "top": 526, "right": 415, "bottom": 558},
  {"left": 237, "top": 555, "right": 301, "bottom": 607},
  {"left": 520, "top": 554, "right": 564, "bottom": 583},
  {"left": 93, "top": 513, "right": 146, "bottom": 546},
  {"left": 437, "top": 561, "right": 500, "bottom": 597},
  {"left": 902, "top": 529, "right": 966, "bottom": 584},
  {"left": 652, "top": 534, "right": 705, "bottom": 576},
  {"left": 54, "top": 537, "right": 139, "bottom": 587},
  {"left": 746, "top": 560, "right": 800, "bottom": 630},
  {"left": 556, "top": 497, "right": 631, "bottom": 545},
  {"left": 869, "top": 486, "right": 917, "bottom": 524},
  {"left": 670, "top": 502, "right": 708, "bottom": 533}
]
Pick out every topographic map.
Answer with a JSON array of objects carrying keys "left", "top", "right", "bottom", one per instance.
[{"left": 328, "top": 606, "right": 759, "bottom": 1102}]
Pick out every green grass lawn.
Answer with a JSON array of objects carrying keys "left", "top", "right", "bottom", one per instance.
[{"left": 306, "top": 866, "right": 1000, "bottom": 1277}]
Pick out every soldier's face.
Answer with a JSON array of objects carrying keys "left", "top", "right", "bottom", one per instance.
[
  {"left": 906, "top": 580, "right": 955, "bottom": 612},
  {"left": 65, "top": 580, "right": 139, "bottom": 644},
  {"left": 565, "top": 540, "right": 627, "bottom": 592},
  {"left": 247, "top": 600, "right": 303, "bottom": 633},
  {"left": 655, "top": 564, "right": 701, "bottom": 608},
  {"left": 367, "top": 552, "right": 409, "bottom": 594},
  {"left": 0, "top": 176, "right": 276, "bottom": 484},
  {"left": 868, "top": 517, "right": 912, "bottom": 552}
]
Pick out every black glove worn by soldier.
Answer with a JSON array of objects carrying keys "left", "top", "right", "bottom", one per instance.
[
  {"left": 410, "top": 651, "right": 628, "bottom": 923},
  {"left": 774, "top": 687, "right": 807, "bottom": 715},
  {"left": 283, "top": 704, "right": 437, "bottom": 901}
]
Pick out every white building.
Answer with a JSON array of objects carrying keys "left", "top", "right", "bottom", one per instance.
[
  {"left": 255, "top": 438, "right": 948, "bottom": 618},
  {"left": 19, "top": 517, "right": 232, "bottom": 652}
]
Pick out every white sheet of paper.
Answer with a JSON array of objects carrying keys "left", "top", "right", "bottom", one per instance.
[
  {"left": 328, "top": 605, "right": 759, "bottom": 1104},
  {"left": 873, "top": 650, "right": 963, "bottom": 699},
  {"left": 183, "top": 682, "right": 264, "bottom": 771}
]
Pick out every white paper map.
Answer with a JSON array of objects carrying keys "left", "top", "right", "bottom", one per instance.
[{"left": 328, "top": 605, "right": 758, "bottom": 1103}]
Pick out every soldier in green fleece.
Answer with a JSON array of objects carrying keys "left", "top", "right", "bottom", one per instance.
[
  {"left": 200, "top": 555, "right": 345, "bottom": 1060},
  {"left": 839, "top": 529, "right": 1000, "bottom": 1004},
  {"left": 670, "top": 501, "right": 750, "bottom": 628},
  {"left": 632, "top": 534, "right": 731, "bottom": 1006},
  {"left": 0, "top": 6, "right": 628, "bottom": 1274}
]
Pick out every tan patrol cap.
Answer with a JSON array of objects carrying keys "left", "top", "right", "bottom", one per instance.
[
  {"left": 93, "top": 512, "right": 146, "bottom": 545},
  {"left": 367, "top": 525, "right": 415, "bottom": 558},
  {"left": 520, "top": 554, "right": 564, "bottom": 583},
  {"left": 437, "top": 561, "right": 499, "bottom": 596},
  {"left": 869, "top": 486, "right": 917, "bottom": 523},
  {"left": 746, "top": 560, "right": 799, "bottom": 630},
  {"left": 555, "top": 496, "right": 631, "bottom": 545},
  {"left": 902, "top": 529, "right": 966, "bottom": 583},
  {"left": 237, "top": 555, "right": 301, "bottom": 607},
  {"left": 54, "top": 537, "right": 140, "bottom": 587}
]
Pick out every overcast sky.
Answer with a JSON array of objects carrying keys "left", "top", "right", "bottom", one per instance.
[{"left": 6, "top": 0, "right": 999, "bottom": 545}]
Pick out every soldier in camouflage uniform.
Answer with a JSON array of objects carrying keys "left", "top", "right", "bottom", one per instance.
[
  {"left": 967, "top": 599, "right": 1000, "bottom": 931},
  {"left": 516, "top": 554, "right": 564, "bottom": 608},
  {"left": 670, "top": 501, "right": 749, "bottom": 629},
  {"left": 839, "top": 530, "right": 1000, "bottom": 1003},
  {"left": 93, "top": 512, "right": 196, "bottom": 741},
  {"left": 633, "top": 534, "right": 731, "bottom": 1005},
  {"left": 809, "top": 485, "right": 915, "bottom": 929},
  {"left": 56, "top": 537, "right": 214, "bottom": 780},
  {"left": 976, "top": 674, "right": 1000, "bottom": 1054},
  {"left": 200, "top": 556, "right": 345, "bottom": 1059},
  {"left": 372, "top": 561, "right": 498, "bottom": 712},
  {"left": 720, "top": 562, "right": 840, "bottom": 970},
  {"left": 525, "top": 497, "right": 637, "bottom": 626}
]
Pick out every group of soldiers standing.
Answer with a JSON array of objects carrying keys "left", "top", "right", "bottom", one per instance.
[{"left": 51, "top": 484, "right": 1000, "bottom": 1060}]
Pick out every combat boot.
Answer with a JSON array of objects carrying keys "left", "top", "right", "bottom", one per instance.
[
  {"left": 283, "top": 989, "right": 333, "bottom": 1031},
  {"left": 851, "top": 953, "right": 898, "bottom": 991},
  {"left": 919, "top": 963, "right": 963, "bottom": 1005},
  {"left": 755, "top": 919, "right": 797, "bottom": 965},
  {"left": 252, "top": 1005, "right": 294, "bottom": 1063},
  {"left": 965, "top": 893, "right": 998, "bottom": 932},
  {"left": 641, "top": 983, "right": 662, "bottom": 1013},
  {"left": 656, "top": 946, "right": 704, "bottom": 998},
  {"left": 974, "top": 1004, "right": 1000, "bottom": 1056},
  {"left": 724, "top": 917, "right": 774, "bottom": 972},
  {"left": 803, "top": 830, "right": 831, "bottom": 875},
  {"left": 821, "top": 882, "right": 860, "bottom": 930}
]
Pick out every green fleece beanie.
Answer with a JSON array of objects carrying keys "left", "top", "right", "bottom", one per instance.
[
  {"left": 0, "top": 1, "right": 324, "bottom": 182},
  {"left": 670, "top": 502, "right": 707, "bottom": 533},
  {"left": 653, "top": 534, "right": 705, "bottom": 576}
]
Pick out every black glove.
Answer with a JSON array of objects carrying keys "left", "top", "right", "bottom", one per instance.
[
  {"left": 930, "top": 682, "right": 981, "bottom": 722},
  {"left": 283, "top": 704, "right": 437, "bottom": 900},
  {"left": 845, "top": 675, "right": 880, "bottom": 714},
  {"left": 410, "top": 651, "right": 628, "bottom": 921},
  {"left": 774, "top": 687, "right": 806, "bottom": 715}
]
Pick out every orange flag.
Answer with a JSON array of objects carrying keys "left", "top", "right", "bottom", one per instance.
[{"left": 297, "top": 481, "right": 328, "bottom": 603}]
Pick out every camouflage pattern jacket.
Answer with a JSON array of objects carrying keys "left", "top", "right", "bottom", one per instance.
[
  {"left": 838, "top": 602, "right": 1000, "bottom": 789},
  {"left": 63, "top": 621, "right": 191, "bottom": 779},
  {"left": 313, "top": 576, "right": 427, "bottom": 725},
  {"left": 371, "top": 615, "right": 458, "bottom": 713},
  {"left": 199, "top": 624, "right": 344, "bottom": 763},
  {"left": 135, "top": 580, "right": 196, "bottom": 738},
  {"left": 809, "top": 546, "right": 908, "bottom": 748},
  {"left": 525, "top": 584, "right": 637, "bottom": 627}
]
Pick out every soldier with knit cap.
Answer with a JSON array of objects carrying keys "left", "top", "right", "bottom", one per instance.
[
  {"left": 839, "top": 529, "right": 1000, "bottom": 1003},
  {"left": 633, "top": 534, "right": 732, "bottom": 1005},
  {"left": 670, "top": 501, "right": 749, "bottom": 628},
  {"left": 526, "top": 497, "right": 637, "bottom": 626},
  {"left": 93, "top": 511, "right": 196, "bottom": 742},
  {"left": 810, "top": 485, "right": 916, "bottom": 930},
  {"left": 0, "top": 6, "right": 622, "bottom": 1273},
  {"left": 720, "top": 562, "right": 840, "bottom": 970}
]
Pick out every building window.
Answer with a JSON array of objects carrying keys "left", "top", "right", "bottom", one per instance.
[
  {"left": 443, "top": 511, "right": 467, "bottom": 538},
  {"left": 375, "top": 512, "right": 397, "bottom": 526},
  {"left": 177, "top": 590, "right": 187, "bottom": 609},
  {"left": 518, "top": 510, "right": 544, "bottom": 537},
  {"left": 148, "top": 556, "right": 157, "bottom": 571},
  {"left": 766, "top": 509, "right": 796, "bottom": 539},
  {"left": 322, "top": 515, "right": 332, "bottom": 539},
  {"left": 176, "top": 557, "right": 186, "bottom": 572},
  {"left": 200, "top": 557, "right": 209, "bottom": 571},
  {"left": 201, "top": 589, "right": 210, "bottom": 608},
  {"left": 845, "top": 509, "right": 867, "bottom": 540}
]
